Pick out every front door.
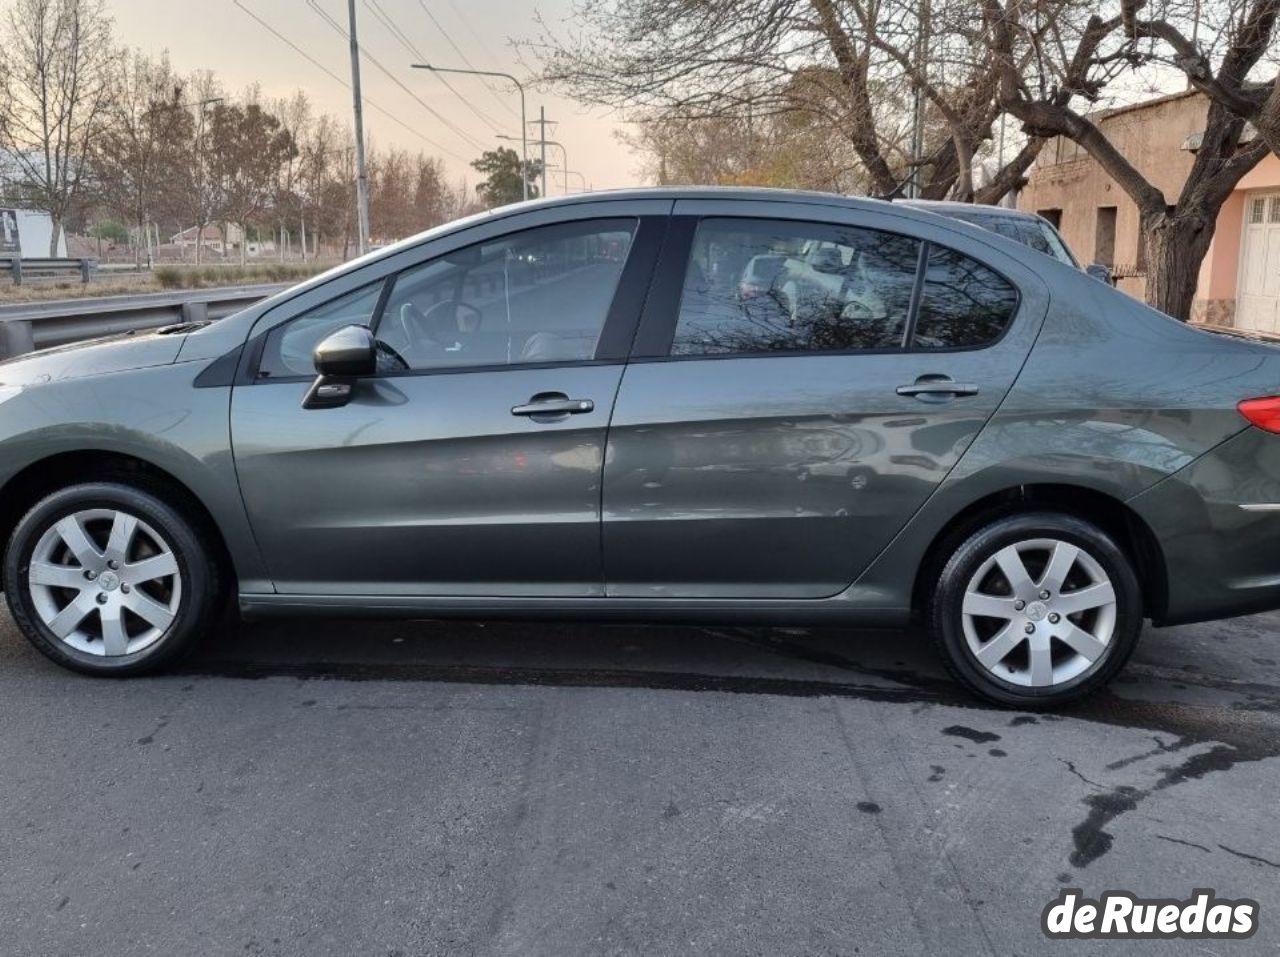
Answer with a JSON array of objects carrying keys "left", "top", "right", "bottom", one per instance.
[
  {"left": 1237, "top": 193, "right": 1280, "bottom": 335},
  {"left": 231, "top": 216, "right": 660, "bottom": 597},
  {"left": 602, "top": 209, "right": 1045, "bottom": 599}
]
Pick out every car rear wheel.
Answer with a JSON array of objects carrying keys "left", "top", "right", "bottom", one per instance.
[
  {"left": 930, "top": 512, "right": 1142, "bottom": 707},
  {"left": 2, "top": 482, "right": 218, "bottom": 676}
]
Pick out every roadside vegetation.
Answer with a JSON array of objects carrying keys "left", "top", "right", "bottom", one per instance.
[{"left": 0, "top": 261, "right": 336, "bottom": 305}]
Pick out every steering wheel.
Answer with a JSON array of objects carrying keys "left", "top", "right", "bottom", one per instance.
[{"left": 399, "top": 299, "right": 483, "bottom": 351}]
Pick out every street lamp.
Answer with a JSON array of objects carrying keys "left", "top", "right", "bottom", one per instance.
[
  {"left": 411, "top": 64, "right": 529, "bottom": 202},
  {"left": 548, "top": 166, "right": 588, "bottom": 193}
]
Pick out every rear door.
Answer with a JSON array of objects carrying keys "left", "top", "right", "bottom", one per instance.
[{"left": 601, "top": 200, "right": 1049, "bottom": 599}]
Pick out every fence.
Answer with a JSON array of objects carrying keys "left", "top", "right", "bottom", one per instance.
[
  {"left": 0, "top": 283, "right": 290, "bottom": 360},
  {"left": 0, "top": 257, "right": 98, "bottom": 285}
]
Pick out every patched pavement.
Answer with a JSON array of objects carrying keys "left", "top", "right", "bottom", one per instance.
[{"left": 1, "top": 606, "right": 1277, "bottom": 955}]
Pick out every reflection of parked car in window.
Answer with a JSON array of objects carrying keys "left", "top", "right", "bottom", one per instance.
[{"left": 897, "top": 200, "right": 1113, "bottom": 284}]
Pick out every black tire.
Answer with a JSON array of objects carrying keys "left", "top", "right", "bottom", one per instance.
[
  {"left": 2, "top": 482, "right": 219, "bottom": 676},
  {"left": 929, "top": 511, "right": 1143, "bottom": 708}
]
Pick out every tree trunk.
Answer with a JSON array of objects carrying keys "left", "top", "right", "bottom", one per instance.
[
  {"left": 240, "top": 223, "right": 248, "bottom": 266},
  {"left": 1142, "top": 209, "right": 1216, "bottom": 321},
  {"left": 195, "top": 225, "right": 203, "bottom": 266},
  {"left": 48, "top": 216, "right": 62, "bottom": 257}
]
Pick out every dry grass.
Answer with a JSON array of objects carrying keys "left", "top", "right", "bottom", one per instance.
[{"left": 0, "top": 262, "right": 340, "bottom": 306}]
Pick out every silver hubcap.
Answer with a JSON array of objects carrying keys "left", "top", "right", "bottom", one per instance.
[
  {"left": 961, "top": 538, "right": 1117, "bottom": 688},
  {"left": 26, "top": 509, "right": 182, "bottom": 657}
]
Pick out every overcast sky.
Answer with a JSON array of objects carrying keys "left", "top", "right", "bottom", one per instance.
[{"left": 109, "top": 0, "right": 642, "bottom": 193}]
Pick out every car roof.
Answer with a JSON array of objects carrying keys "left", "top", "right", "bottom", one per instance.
[
  {"left": 894, "top": 198, "right": 1044, "bottom": 222},
  {"left": 499, "top": 185, "right": 890, "bottom": 214}
]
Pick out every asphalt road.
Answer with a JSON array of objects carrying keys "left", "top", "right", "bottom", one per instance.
[{"left": 1, "top": 605, "right": 1278, "bottom": 956}]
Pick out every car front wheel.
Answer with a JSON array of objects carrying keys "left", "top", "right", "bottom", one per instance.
[
  {"left": 2, "top": 482, "right": 218, "bottom": 676},
  {"left": 930, "top": 512, "right": 1143, "bottom": 707}
]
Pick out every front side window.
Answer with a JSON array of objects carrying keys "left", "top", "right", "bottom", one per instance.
[
  {"left": 375, "top": 219, "right": 636, "bottom": 371},
  {"left": 913, "top": 245, "right": 1019, "bottom": 349},
  {"left": 670, "top": 219, "right": 922, "bottom": 356}
]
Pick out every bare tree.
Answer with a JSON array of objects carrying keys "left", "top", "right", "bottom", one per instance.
[
  {"left": 171, "top": 70, "right": 226, "bottom": 266},
  {"left": 984, "top": 0, "right": 1279, "bottom": 319},
  {"left": 0, "top": 0, "right": 116, "bottom": 255},
  {"left": 297, "top": 113, "right": 347, "bottom": 260},
  {"left": 270, "top": 91, "right": 311, "bottom": 262},
  {"left": 93, "top": 50, "right": 190, "bottom": 267},
  {"left": 534, "top": 0, "right": 1062, "bottom": 200},
  {"left": 208, "top": 99, "right": 294, "bottom": 265},
  {"left": 622, "top": 108, "right": 869, "bottom": 191}
]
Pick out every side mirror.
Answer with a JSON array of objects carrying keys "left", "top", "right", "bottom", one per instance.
[
  {"left": 1085, "top": 263, "right": 1114, "bottom": 285},
  {"left": 303, "top": 324, "right": 376, "bottom": 410}
]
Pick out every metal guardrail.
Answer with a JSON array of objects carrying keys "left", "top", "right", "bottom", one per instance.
[
  {"left": 0, "top": 256, "right": 99, "bottom": 285},
  {"left": 0, "top": 283, "right": 291, "bottom": 360}
]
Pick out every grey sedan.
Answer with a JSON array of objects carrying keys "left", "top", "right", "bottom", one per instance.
[{"left": 2, "top": 188, "right": 1278, "bottom": 706}]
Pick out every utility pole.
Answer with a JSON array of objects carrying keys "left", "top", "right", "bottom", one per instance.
[
  {"left": 530, "top": 107, "right": 555, "bottom": 199},
  {"left": 347, "top": 0, "right": 371, "bottom": 255}
]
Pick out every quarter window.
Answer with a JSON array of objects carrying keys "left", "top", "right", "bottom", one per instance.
[
  {"left": 259, "top": 281, "right": 385, "bottom": 379},
  {"left": 912, "top": 245, "right": 1019, "bottom": 349},
  {"left": 670, "top": 219, "right": 922, "bottom": 356}
]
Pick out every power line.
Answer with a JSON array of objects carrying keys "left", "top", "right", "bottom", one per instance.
[
  {"left": 444, "top": 0, "right": 503, "bottom": 64},
  {"left": 305, "top": 0, "right": 488, "bottom": 153},
  {"left": 362, "top": 0, "right": 510, "bottom": 137},
  {"left": 232, "top": 0, "right": 469, "bottom": 162},
  {"left": 415, "top": 0, "right": 522, "bottom": 122}
]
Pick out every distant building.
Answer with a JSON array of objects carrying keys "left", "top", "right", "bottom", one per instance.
[
  {"left": 169, "top": 223, "right": 244, "bottom": 255},
  {"left": 1018, "top": 89, "right": 1280, "bottom": 332}
]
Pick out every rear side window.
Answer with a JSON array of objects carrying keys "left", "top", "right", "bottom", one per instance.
[
  {"left": 912, "top": 245, "right": 1019, "bottom": 349},
  {"left": 670, "top": 219, "right": 922, "bottom": 356}
]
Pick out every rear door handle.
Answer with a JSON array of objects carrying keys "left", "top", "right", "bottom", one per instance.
[
  {"left": 896, "top": 379, "right": 979, "bottom": 399},
  {"left": 511, "top": 395, "right": 595, "bottom": 417}
]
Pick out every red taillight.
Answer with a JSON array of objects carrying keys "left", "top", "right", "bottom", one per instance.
[{"left": 1238, "top": 397, "right": 1280, "bottom": 433}]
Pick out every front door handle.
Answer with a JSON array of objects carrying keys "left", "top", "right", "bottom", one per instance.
[
  {"left": 896, "top": 377, "right": 979, "bottom": 399},
  {"left": 511, "top": 393, "right": 595, "bottom": 417}
]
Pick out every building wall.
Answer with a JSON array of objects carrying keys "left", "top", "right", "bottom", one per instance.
[
  {"left": 1017, "top": 91, "right": 1280, "bottom": 327},
  {"left": 1019, "top": 91, "right": 1206, "bottom": 274}
]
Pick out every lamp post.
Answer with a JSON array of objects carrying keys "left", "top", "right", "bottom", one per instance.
[
  {"left": 550, "top": 167, "right": 588, "bottom": 193},
  {"left": 411, "top": 64, "right": 529, "bottom": 202}
]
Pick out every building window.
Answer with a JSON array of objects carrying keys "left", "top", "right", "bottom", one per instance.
[
  {"left": 1251, "top": 197, "right": 1267, "bottom": 224},
  {"left": 1094, "top": 207, "right": 1117, "bottom": 267},
  {"left": 1270, "top": 196, "right": 1280, "bottom": 223},
  {"left": 1038, "top": 208, "right": 1062, "bottom": 229}
]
